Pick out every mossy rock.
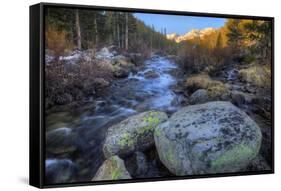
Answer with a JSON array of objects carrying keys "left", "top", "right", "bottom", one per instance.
[
  {"left": 92, "top": 156, "right": 131, "bottom": 181},
  {"left": 154, "top": 101, "right": 262, "bottom": 175},
  {"left": 103, "top": 111, "right": 168, "bottom": 158}
]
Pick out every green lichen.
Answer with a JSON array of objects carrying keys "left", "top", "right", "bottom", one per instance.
[
  {"left": 211, "top": 144, "right": 255, "bottom": 171},
  {"left": 154, "top": 127, "right": 162, "bottom": 137},
  {"left": 138, "top": 112, "right": 161, "bottom": 134},
  {"left": 118, "top": 133, "right": 134, "bottom": 149},
  {"left": 166, "top": 145, "right": 175, "bottom": 164},
  {"left": 111, "top": 169, "right": 121, "bottom": 180}
]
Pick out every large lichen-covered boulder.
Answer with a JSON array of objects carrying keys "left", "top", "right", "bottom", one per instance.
[
  {"left": 92, "top": 156, "right": 131, "bottom": 181},
  {"left": 154, "top": 101, "right": 262, "bottom": 175},
  {"left": 103, "top": 111, "right": 168, "bottom": 158}
]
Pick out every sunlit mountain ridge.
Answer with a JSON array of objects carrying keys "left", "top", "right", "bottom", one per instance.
[{"left": 166, "top": 27, "right": 217, "bottom": 43}]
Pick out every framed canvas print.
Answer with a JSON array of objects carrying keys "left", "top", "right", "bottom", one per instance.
[{"left": 29, "top": 2, "right": 274, "bottom": 188}]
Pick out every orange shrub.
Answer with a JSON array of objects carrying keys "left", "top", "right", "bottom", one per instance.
[{"left": 45, "top": 26, "right": 73, "bottom": 57}]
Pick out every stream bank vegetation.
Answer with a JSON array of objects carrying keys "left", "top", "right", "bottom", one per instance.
[{"left": 44, "top": 7, "right": 272, "bottom": 185}]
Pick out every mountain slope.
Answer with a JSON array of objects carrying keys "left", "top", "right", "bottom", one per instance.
[{"left": 167, "top": 28, "right": 217, "bottom": 43}]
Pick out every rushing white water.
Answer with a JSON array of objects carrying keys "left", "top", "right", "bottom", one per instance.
[
  {"left": 45, "top": 55, "right": 181, "bottom": 183},
  {"left": 124, "top": 55, "right": 179, "bottom": 111}
]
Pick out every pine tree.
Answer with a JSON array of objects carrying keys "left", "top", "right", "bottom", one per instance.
[
  {"left": 125, "top": 13, "right": 129, "bottom": 50},
  {"left": 75, "top": 9, "right": 81, "bottom": 50},
  {"left": 226, "top": 19, "right": 244, "bottom": 49}
]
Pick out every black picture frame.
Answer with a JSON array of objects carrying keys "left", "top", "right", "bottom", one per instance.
[{"left": 30, "top": 2, "right": 275, "bottom": 188}]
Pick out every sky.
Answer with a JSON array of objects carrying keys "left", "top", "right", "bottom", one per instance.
[{"left": 134, "top": 13, "right": 226, "bottom": 35}]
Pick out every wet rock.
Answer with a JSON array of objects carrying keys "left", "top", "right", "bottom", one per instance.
[
  {"left": 92, "top": 156, "right": 131, "bottom": 181},
  {"left": 154, "top": 101, "right": 262, "bottom": 175},
  {"left": 45, "top": 159, "right": 77, "bottom": 184},
  {"left": 46, "top": 127, "right": 77, "bottom": 155},
  {"left": 125, "top": 151, "right": 148, "bottom": 177},
  {"left": 113, "top": 55, "right": 134, "bottom": 67},
  {"left": 103, "top": 111, "right": 168, "bottom": 158},
  {"left": 134, "top": 152, "right": 148, "bottom": 176},
  {"left": 127, "top": 53, "right": 143, "bottom": 65},
  {"left": 93, "top": 78, "right": 110, "bottom": 89},
  {"left": 231, "top": 90, "right": 257, "bottom": 106},
  {"left": 113, "top": 67, "right": 130, "bottom": 78},
  {"left": 111, "top": 55, "right": 135, "bottom": 78},
  {"left": 144, "top": 70, "right": 160, "bottom": 79},
  {"left": 46, "top": 111, "right": 79, "bottom": 131},
  {"left": 189, "top": 89, "right": 209, "bottom": 104},
  {"left": 230, "top": 91, "right": 246, "bottom": 107}
]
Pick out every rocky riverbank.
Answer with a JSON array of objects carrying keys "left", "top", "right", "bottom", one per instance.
[{"left": 45, "top": 47, "right": 272, "bottom": 183}]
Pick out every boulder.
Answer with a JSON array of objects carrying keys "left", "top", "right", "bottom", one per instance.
[
  {"left": 92, "top": 156, "right": 131, "bottom": 181},
  {"left": 45, "top": 159, "right": 77, "bottom": 184},
  {"left": 103, "top": 111, "right": 168, "bottom": 158},
  {"left": 230, "top": 91, "right": 246, "bottom": 107},
  {"left": 46, "top": 127, "right": 77, "bottom": 155},
  {"left": 113, "top": 55, "right": 134, "bottom": 68},
  {"left": 230, "top": 90, "right": 257, "bottom": 107},
  {"left": 189, "top": 89, "right": 208, "bottom": 104},
  {"left": 113, "top": 67, "right": 130, "bottom": 78},
  {"left": 111, "top": 55, "right": 136, "bottom": 78},
  {"left": 128, "top": 53, "right": 143, "bottom": 65},
  {"left": 154, "top": 101, "right": 262, "bottom": 175},
  {"left": 95, "top": 47, "right": 114, "bottom": 59},
  {"left": 134, "top": 152, "right": 148, "bottom": 176},
  {"left": 125, "top": 151, "right": 148, "bottom": 177}
]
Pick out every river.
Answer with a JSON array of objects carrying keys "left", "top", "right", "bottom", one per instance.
[{"left": 45, "top": 55, "right": 182, "bottom": 183}]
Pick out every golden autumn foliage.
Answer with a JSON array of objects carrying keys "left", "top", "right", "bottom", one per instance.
[{"left": 45, "top": 26, "right": 73, "bottom": 57}]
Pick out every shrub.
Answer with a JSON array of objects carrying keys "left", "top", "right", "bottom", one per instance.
[
  {"left": 238, "top": 64, "right": 271, "bottom": 87},
  {"left": 45, "top": 59, "right": 114, "bottom": 109},
  {"left": 185, "top": 74, "right": 229, "bottom": 99},
  {"left": 185, "top": 74, "right": 212, "bottom": 93}
]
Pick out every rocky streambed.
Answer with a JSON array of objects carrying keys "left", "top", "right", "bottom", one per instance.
[
  {"left": 45, "top": 53, "right": 271, "bottom": 184},
  {"left": 45, "top": 55, "right": 184, "bottom": 183}
]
